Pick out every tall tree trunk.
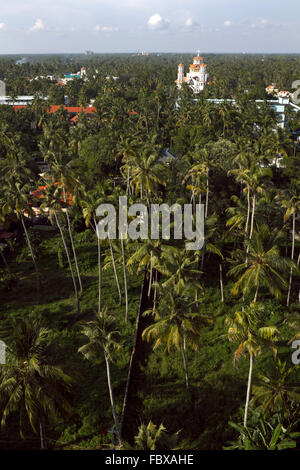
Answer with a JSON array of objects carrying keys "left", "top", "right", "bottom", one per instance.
[
  {"left": 121, "top": 239, "right": 128, "bottom": 323},
  {"left": 104, "top": 352, "right": 121, "bottom": 446},
  {"left": 126, "top": 168, "right": 130, "bottom": 196},
  {"left": 245, "top": 186, "right": 250, "bottom": 239},
  {"left": 109, "top": 238, "right": 122, "bottom": 306},
  {"left": 249, "top": 192, "right": 256, "bottom": 241},
  {"left": 39, "top": 417, "right": 47, "bottom": 450},
  {"left": 244, "top": 353, "right": 253, "bottom": 427},
  {"left": 287, "top": 211, "right": 295, "bottom": 307},
  {"left": 180, "top": 338, "right": 189, "bottom": 391},
  {"left": 205, "top": 171, "right": 209, "bottom": 218},
  {"left": 219, "top": 263, "right": 224, "bottom": 303},
  {"left": 94, "top": 215, "right": 102, "bottom": 313},
  {"left": 120, "top": 271, "right": 153, "bottom": 443},
  {"left": 153, "top": 269, "right": 158, "bottom": 312},
  {"left": 54, "top": 211, "right": 80, "bottom": 314},
  {"left": 20, "top": 214, "right": 39, "bottom": 276},
  {"left": 148, "top": 254, "right": 153, "bottom": 298},
  {"left": 63, "top": 188, "right": 83, "bottom": 293}
]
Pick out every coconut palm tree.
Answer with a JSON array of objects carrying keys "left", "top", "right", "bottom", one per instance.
[
  {"left": 1, "top": 181, "right": 39, "bottom": 278},
  {"left": 40, "top": 183, "right": 80, "bottom": 314},
  {"left": 225, "top": 303, "right": 279, "bottom": 427},
  {"left": 229, "top": 156, "right": 272, "bottom": 241},
  {"left": 276, "top": 185, "right": 300, "bottom": 306},
  {"left": 0, "top": 319, "right": 72, "bottom": 449},
  {"left": 142, "top": 287, "right": 211, "bottom": 390},
  {"left": 229, "top": 225, "right": 291, "bottom": 303},
  {"left": 78, "top": 308, "right": 122, "bottom": 445},
  {"left": 128, "top": 147, "right": 166, "bottom": 202},
  {"left": 81, "top": 188, "right": 106, "bottom": 314},
  {"left": 41, "top": 151, "right": 84, "bottom": 293},
  {"left": 156, "top": 245, "right": 202, "bottom": 293}
]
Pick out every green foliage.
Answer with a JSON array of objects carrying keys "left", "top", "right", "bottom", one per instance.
[{"left": 224, "top": 409, "right": 300, "bottom": 450}]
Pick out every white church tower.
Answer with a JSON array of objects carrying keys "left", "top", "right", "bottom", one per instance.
[{"left": 176, "top": 51, "right": 209, "bottom": 94}]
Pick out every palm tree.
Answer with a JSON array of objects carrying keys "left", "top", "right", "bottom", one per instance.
[
  {"left": 225, "top": 303, "right": 279, "bottom": 427},
  {"left": 41, "top": 151, "right": 84, "bottom": 293},
  {"left": 127, "top": 147, "right": 166, "bottom": 202},
  {"left": 156, "top": 245, "right": 202, "bottom": 292},
  {"left": 276, "top": 186, "right": 300, "bottom": 306},
  {"left": 229, "top": 156, "right": 272, "bottom": 241},
  {"left": 2, "top": 181, "right": 39, "bottom": 277},
  {"left": 251, "top": 359, "right": 300, "bottom": 421},
  {"left": 229, "top": 225, "right": 290, "bottom": 303},
  {"left": 81, "top": 188, "right": 106, "bottom": 313},
  {"left": 40, "top": 184, "right": 80, "bottom": 314},
  {"left": 183, "top": 150, "right": 210, "bottom": 218},
  {"left": 142, "top": 287, "right": 211, "bottom": 390},
  {"left": 78, "top": 309, "right": 122, "bottom": 445},
  {"left": 115, "top": 135, "right": 140, "bottom": 195},
  {"left": 0, "top": 319, "right": 72, "bottom": 449}
]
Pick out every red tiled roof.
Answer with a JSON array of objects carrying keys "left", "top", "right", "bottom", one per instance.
[
  {"left": 13, "top": 104, "right": 96, "bottom": 115},
  {"left": 30, "top": 183, "right": 73, "bottom": 205},
  {"left": 47, "top": 106, "right": 97, "bottom": 114}
]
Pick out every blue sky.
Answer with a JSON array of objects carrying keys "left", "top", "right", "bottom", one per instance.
[{"left": 0, "top": 0, "right": 299, "bottom": 54}]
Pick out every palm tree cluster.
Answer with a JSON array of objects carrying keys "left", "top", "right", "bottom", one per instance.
[{"left": 0, "top": 54, "right": 299, "bottom": 450}]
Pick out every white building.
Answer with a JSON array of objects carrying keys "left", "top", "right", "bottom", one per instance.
[
  {"left": 176, "top": 53, "right": 209, "bottom": 94},
  {"left": 0, "top": 96, "right": 36, "bottom": 106}
]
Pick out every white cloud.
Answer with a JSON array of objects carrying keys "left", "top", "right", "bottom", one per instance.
[
  {"left": 251, "top": 18, "right": 273, "bottom": 29},
  {"left": 224, "top": 20, "right": 232, "bottom": 27},
  {"left": 182, "top": 16, "right": 199, "bottom": 31},
  {"left": 147, "top": 13, "right": 169, "bottom": 30},
  {"left": 185, "top": 18, "right": 193, "bottom": 28},
  {"left": 0, "top": 23, "right": 5, "bottom": 30},
  {"left": 94, "top": 25, "right": 119, "bottom": 32},
  {"left": 29, "top": 18, "right": 45, "bottom": 32},
  {"left": 102, "top": 26, "right": 119, "bottom": 32}
]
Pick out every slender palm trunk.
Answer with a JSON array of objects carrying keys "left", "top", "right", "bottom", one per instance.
[
  {"left": 126, "top": 168, "right": 130, "bottom": 196},
  {"left": 109, "top": 238, "right": 122, "bottom": 306},
  {"left": 287, "top": 211, "right": 295, "bottom": 307},
  {"left": 121, "top": 239, "right": 128, "bottom": 322},
  {"left": 153, "top": 270, "right": 158, "bottom": 312},
  {"left": 140, "top": 183, "right": 143, "bottom": 202},
  {"left": 20, "top": 213, "right": 39, "bottom": 276},
  {"left": 63, "top": 188, "right": 83, "bottom": 293},
  {"left": 244, "top": 353, "right": 253, "bottom": 427},
  {"left": 195, "top": 289, "right": 199, "bottom": 308},
  {"left": 94, "top": 216, "right": 102, "bottom": 313},
  {"left": 39, "top": 418, "right": 47, "bottom": 450},
  {"left": 54, "top": 211, "right": 80, "bottom": 314},
  {"left": 104, "top": 352, "right": 121, "bottom": 446},
  {"left": 253, "top": 280, "right": 260, "bottom": 303},
  {"left": 219, "top": 263, "right": 224, "bottom": 303},
  {"left": 180, "top": 338, "right": 189, "bottom": 391},
  {"left": 205, "top": 171, "right": 209, "bottom": 218},
  {"left": 249, "top": 192, "right": 256, "bottom": 241},
  {"left": 245, "top": 186, "right": 250, "bottom": 239},
  {"left": 148, "top": 254, "right": 153, "bottom": 298}
]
